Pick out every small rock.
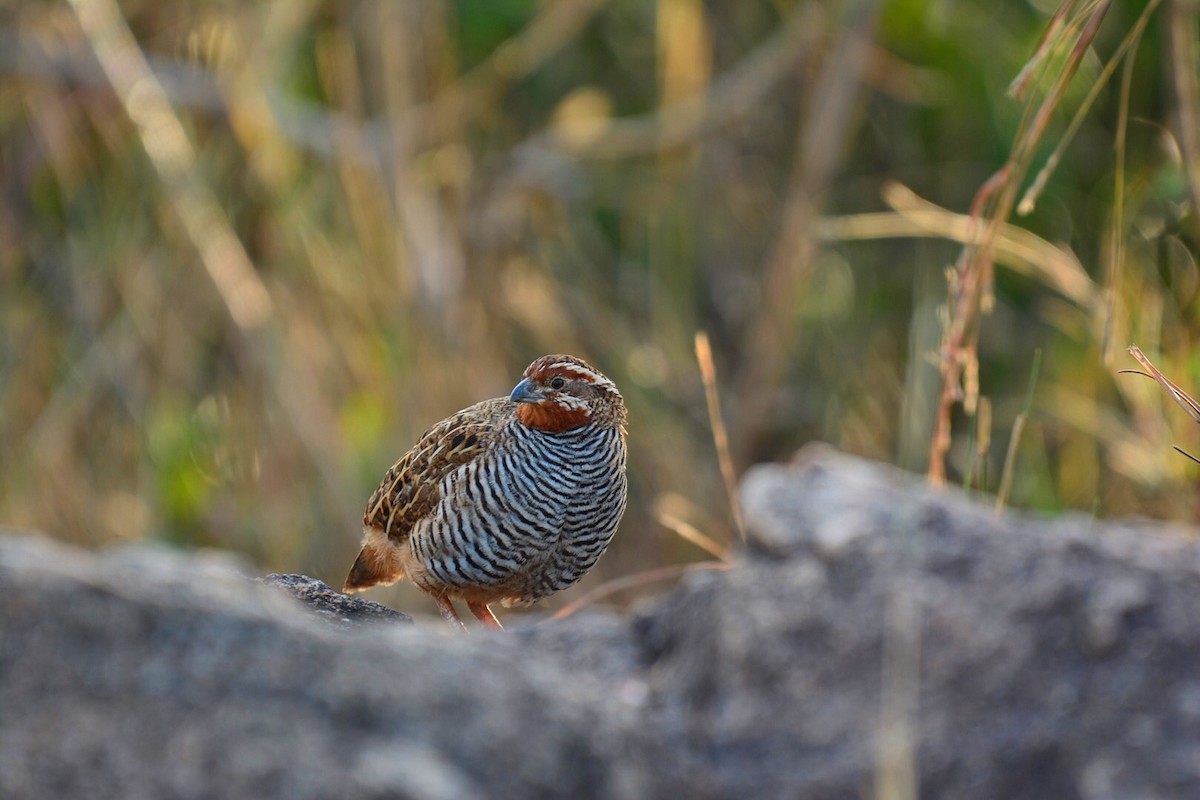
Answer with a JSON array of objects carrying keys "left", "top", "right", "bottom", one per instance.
[{"left": 260, "top": 573, "right": 413, "bottom": 626}]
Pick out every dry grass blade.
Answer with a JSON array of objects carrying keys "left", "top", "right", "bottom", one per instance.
[
  {"left": 1166, "top": 0, "right": 1200, "bottom": 220},
  {"left": 975, "top": 396, "right": 992, "bottom": 490},
  {"left": 1018, "top": 0, "right": 1161, "bottom": 216},
  {"left": 1120, "top": 346, "right": 1200, "bottom": 469},
  {"left": 1173, "top": 446, "right": 1200, "bottom": 466},
  {"left": 655, "top": 509, "right": 732, "bottom": 561},
  {"left": 818, "top": 181, "right": 1099, "bottom": 308},
  {"left": 695, "top": 331, "right": 746, "bottom": 542},
  {"left": 1102, "top": 24, "right": 1141, "bottom": 363},
  {"left": 67, "top": 0, "right": 273, "bottom": 331},
  {"left": 995, "top": 415, "right": 1030, "bottom": 516},
  {"left": 1124, "top": 346, "right": 1200, "bottom": 424},
  {"left": 1007, "top": 0, "right": 1075, "bottom": 99},
  {"left": 997, "top": 349, "right": 1042, "bottom": 516},
  {"left": 549, "top": 562, "right": 731, "bottom": 621}
]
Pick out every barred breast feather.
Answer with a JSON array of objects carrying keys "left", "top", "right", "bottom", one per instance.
[{"left": 411, "top": 416, "right": 628, "bottom": 606}]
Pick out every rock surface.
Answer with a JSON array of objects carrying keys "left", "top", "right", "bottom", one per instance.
[
  {"left": 260, "top": 573, "right": 414, "bottom": 627},
  {"left": 4, "top": 446, "right": 1200, "bottom": 799}
]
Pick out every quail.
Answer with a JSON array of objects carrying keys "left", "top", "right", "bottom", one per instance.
[{"left": 343, "top": 354, "right": 628, "bottom": 630}]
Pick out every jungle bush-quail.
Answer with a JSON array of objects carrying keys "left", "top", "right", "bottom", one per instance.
[{"left": 343, "top": 355, "right": 628, "bottom": 629}]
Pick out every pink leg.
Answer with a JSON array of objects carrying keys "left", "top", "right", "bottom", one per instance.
[
  {"left": 467, "top": 601, "right": 504, "bottom": 631},
  {"left": 432, "top": 594, "right": 466, "bottom": 631}
]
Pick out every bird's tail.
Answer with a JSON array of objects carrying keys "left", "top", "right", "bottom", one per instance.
[{"left": 342, "top": 528, "right": 404, "bottom": 593}]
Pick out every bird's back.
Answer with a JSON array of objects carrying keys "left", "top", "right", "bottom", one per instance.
[
  {"left": 345, "top": 398, "right": 510, "bottom": 593},
  {"left": 361, "top": 398, "right": 512, "bottom": 539}
]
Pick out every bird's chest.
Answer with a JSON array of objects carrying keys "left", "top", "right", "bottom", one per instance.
[
  {"left": 508, "top": 426, "right": 614, "bottom": 486},
  {"left": 437, "top": 434, "right": 596, "bottom": 524},
  {"left": 418, "top": 428, "right": 624, "bottom": 599}
]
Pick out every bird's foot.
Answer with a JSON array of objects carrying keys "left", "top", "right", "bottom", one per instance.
[
  {"left": 433, "top": 594, "right": 467, "bottom": 631},
  {"left": 468, "top": 601, "right": 504, "bottom": 631}
]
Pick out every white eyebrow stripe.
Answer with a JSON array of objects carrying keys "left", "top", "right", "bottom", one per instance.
[{"left": 550, "top": 362, "right": 616, "bottom": 390}]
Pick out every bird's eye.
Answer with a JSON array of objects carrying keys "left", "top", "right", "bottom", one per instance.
[{"left": 549, "top": 376, "right": 566, "bottom": 390}]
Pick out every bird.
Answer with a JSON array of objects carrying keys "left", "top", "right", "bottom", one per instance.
[{"left": 342, "top": 354, "right": 628, "bottom": 630}]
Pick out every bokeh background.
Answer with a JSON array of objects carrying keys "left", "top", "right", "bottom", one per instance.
[{"left": 3, "top": 0, "right": 1198, "bottom": 620}]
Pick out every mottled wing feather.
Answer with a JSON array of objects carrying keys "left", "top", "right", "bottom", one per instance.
[{"left": 362, "top": 398, "right": 508, "bottom": 543}]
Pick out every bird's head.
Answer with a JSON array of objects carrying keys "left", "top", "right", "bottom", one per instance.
[{"left": 509, "top": 354, "right": 625, "bottom": 432}]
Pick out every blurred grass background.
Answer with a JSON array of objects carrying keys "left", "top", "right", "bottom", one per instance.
[{"left": 2, "top": 0, "right": 1199, "bottom": 619}]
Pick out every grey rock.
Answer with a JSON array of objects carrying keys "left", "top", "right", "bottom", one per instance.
[
  {"left": 260, "top": 573, "right": 414, "bottom": 627},
  {"left": 683, "top": 445, "right": 1200, "bottom": 799},
  {"left": 4, "top": 447, "right": 1200, "bottom": 799},
  {"left": 0, "top": 535, "right": 647, "bottom": 800}
]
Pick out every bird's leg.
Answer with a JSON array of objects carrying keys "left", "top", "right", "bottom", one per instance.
[
  {"left": 467, "top": 601, "right": 504, "bottom": 631},
  {"left": 433, "top": 593, "right": 466, "bottom": 631}
]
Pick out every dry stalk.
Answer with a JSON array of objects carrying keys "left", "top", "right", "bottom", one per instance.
[
  {"left": 1165, "top": 0, "right": 1200, "bottom": 224},
  {"left": 1007, "top": 0, "right": 1078, "bottom": 99},
  {"left": 67, "top": 0, "right": 272, "bottom": 331},
  {"left": 733, "top": 0, "right": 880, "bottom": 466},
  {"left": 695, "top": 331, "right": 746, "bottom": 542},
  {"left": 975, "top": 396, "right": 992, "bottom": 490},
  {"left": 655, "top": 509, "right": 732, "bottom": 562},
  {"left": 1018, "top": 0, "right": 1161, "bottom": 217},
  {"left": 1119, "top": 346, "right": 1200, "bottom": 467},
  {"left": 927, "top": 0, "right": 1113, "bottom": 486},
  {"left": 817, "top": 183, "right": 1099, "bottom": 308},
  {"left": 1122, "top": 347, "right": 1200, "bottom": 423},
  {"left": 996, "top": 349, "right": 1043, "bottom": 516},
  {"left": 550, "top": 562, "right": 731, "bottom": 621}
]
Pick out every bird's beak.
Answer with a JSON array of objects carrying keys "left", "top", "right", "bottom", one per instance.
[{"left": 509, "top": 377, "right": 540, "bottom": 404}]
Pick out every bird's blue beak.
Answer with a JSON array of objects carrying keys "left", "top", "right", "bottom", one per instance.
[{"left": 509, "top": 377, "right": 539, "bottom": 404}]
